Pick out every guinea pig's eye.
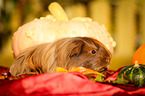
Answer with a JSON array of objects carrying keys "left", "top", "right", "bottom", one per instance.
[{"left": 91, "top": 50, "right": 97, "bottom": 54}]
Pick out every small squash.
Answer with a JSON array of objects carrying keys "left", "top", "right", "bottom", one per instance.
[
  {"left": 12, "top": 2, "right": 116, "bottom": 57},
  {"left": 118, "top": 61, "right": 145, "bottom": 87}
]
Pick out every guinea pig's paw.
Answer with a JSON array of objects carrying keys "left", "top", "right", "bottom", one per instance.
[{"left": 99, "top": 67, "right": 108, "bottom": 72}]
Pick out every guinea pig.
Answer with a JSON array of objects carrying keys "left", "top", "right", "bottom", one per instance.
[{"left": 9, "top": 37, "right": 112, "bottom": 77}]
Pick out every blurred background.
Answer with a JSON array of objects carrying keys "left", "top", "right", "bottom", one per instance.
[{"left": 0, "top": 0, "right": 145, "bottom": 70}]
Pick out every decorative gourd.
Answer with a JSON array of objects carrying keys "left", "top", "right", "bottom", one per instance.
[
  {"left": 12, "top": 2, "right": 116, "bottom": 57},
  {"left": 118, "top": 61, "right": 145, "bottom": 87}
]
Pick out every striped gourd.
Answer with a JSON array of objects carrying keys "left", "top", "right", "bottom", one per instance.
[{"left": 118, "top": 61, "right": 145, "bottom": 87}]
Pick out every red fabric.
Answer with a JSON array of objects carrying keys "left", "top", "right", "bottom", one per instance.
[{"left": 0, "top": 66, "right": 145, "bottom": 96}]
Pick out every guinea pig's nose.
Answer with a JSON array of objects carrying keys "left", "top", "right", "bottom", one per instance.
[{"left": 103, "top": 57, "right": 110, "bottom": 63}]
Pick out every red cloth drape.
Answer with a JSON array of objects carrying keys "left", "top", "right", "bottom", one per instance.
[{"left": 0, "top": 66, "right": 145, "bottom": 96}]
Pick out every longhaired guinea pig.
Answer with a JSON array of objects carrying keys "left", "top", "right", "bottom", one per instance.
[{"left": 10, "top": 37, "right": 112, "bottom": 76}]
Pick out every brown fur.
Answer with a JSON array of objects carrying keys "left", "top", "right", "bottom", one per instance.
[{"left": 10, "top": 37, "right": 112, "bottom": 76}]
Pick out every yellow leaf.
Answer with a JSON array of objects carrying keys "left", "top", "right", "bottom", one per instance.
[{"left": 55, "top": 67, "right": 68, "bottom": 72}]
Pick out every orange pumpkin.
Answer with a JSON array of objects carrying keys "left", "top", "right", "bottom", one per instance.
[
  {"left": 131, "top": 44, "right": 145, "bottom": 65},
  {"left": 12, "top": 2, "right": 116, "bottom": 57}
]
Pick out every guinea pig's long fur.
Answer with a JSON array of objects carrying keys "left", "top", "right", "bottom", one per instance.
[{"left": 10, "top": 37, "right": 112, "bottom": 76}]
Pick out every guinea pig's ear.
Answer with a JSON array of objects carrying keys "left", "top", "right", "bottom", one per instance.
[{"left": 69, "top": 41, "right": 84, "bottom": 57}]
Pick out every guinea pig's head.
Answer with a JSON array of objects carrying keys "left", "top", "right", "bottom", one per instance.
[{"left": 65, "top": 37, "right": 112, "bottom": 72}]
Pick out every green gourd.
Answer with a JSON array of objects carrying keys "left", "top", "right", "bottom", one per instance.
[{"left": 118, "top": 61, "right": 145, "bottom": 87}]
